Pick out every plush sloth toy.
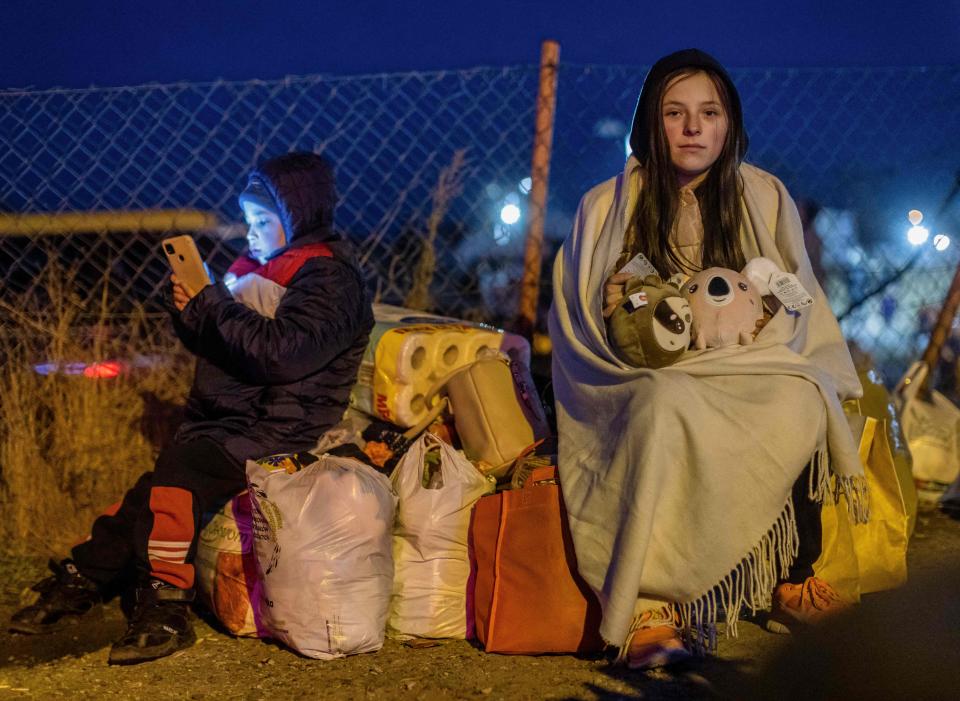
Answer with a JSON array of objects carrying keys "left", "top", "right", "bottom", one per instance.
[{"left": 608, "top": 274, "right": 692, "bottom": 368}]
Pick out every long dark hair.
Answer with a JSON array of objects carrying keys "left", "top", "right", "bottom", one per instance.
[{"left": 621, "top": 67, "right": 748, "bottom": 277}]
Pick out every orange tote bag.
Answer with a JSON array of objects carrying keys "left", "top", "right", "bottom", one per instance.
[{"left": 468, "top": 466, "right": 603, "bottom": 654}]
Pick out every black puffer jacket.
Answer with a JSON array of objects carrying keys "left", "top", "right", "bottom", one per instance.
[{"left": 170, "top": 152, "right": 373, "bottom": 463}]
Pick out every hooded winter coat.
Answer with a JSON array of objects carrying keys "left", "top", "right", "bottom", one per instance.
[{"left": 169, "top": 152, "right": 373, "bottom": 463}]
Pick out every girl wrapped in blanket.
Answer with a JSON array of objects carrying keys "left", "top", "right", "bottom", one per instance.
[{"left": 548, "top": 49, "right": 867, "bottom": 669}]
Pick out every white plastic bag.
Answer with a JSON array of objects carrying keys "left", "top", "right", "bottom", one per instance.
[
  {"left": 896, "top": 361, "right": 960, "bottom": 488},
  {"left": 388, "top": 432, "right": 495, "bottom": 639},
  {"left": 246, "top": 454, "right": 397, "bottom": 659}
]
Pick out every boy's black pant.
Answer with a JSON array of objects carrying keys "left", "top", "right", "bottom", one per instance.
[{"left": 71, "top": 438, "right": 246, "bottom": 591}]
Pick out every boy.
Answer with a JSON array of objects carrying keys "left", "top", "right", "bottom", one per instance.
[{"left": 9, "top": 151, "right": 374, "bottom": 664}]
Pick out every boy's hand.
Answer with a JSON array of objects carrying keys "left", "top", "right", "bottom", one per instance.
[
  {"left": 171, "top": 273, "right": 198, "bottom": 312},
  {"left": 602, "top": 272, "right": 633, "bottom": 318}
]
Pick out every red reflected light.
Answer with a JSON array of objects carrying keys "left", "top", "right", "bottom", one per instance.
[{"left": 82, "top": 361, "right": 122, "bottom": 379}]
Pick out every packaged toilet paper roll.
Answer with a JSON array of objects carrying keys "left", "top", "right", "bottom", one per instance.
[
  {"left": 374, "top": 324, "right": 439, "bottom": 385},
  {"left": 372, "top": 377, "right": 433, "bottom": 428},
  {"left": 350, "top": 304, "right": 526, "bottom": 427},
  {"left": 462, "top": 330, "right": 503, "bottom": 364},
  {"left": 351, "top": 321, "right": 460, "bottom": 419},
  {"left": 429, "top": 329, "right": 468, "bottom": 378},
  {"left": 372, "top": 324, "right": 483, "bottom": 426}
]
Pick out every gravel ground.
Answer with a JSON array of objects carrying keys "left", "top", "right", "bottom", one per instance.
[{"left": 1, "top": 502, "right": 957, "bottom": 700}]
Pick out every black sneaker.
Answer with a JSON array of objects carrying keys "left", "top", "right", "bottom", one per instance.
[
  {"left": 108, "top": 579, "right": 197, "bottom": 665},
  {"left": 9, "top": 559, "right": 102, "bottom": 634}
]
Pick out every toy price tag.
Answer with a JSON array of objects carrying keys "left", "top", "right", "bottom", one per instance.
[
  {"left": 618, "top": 252, "right": 658, "bottom": 279},
  {"left": 769, "top": 272, "right": 813, "bottom": 311},
  {"left": 627, "top": 291, "right": 649, "bottom": 311}
]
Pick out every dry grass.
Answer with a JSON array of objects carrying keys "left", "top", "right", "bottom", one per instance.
[
  {"left": 0, "top": 266, "right": 192, "bottom": 556},
  {"left": 404, "top": 149, "right": 467, "bottom": 311}
]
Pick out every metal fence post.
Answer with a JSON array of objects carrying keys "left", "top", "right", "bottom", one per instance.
[{"left": 515, "top": 40, "right": 560, "bottom": 339}]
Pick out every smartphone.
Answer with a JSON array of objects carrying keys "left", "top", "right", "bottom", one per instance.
[{"left": 161, "top": 235, "right": 211, "bottom": 292}]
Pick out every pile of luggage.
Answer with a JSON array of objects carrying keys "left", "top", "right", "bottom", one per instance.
[{"left": 194, "top": 305, "right": 602, "bottom": 659}]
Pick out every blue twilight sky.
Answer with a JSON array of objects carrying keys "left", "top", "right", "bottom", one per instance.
[{"left": 2, "top": 0, "right": 958, "bottom": 89}]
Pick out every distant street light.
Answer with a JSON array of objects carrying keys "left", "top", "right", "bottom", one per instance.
[
  {"left": 905, "top": 209, "right": 952, "bottom": 252},
  {"left": 500, "top": 203, "right": 521, "bottom": 225},
  {"left": 908, "top": 224, "right": 930, "bottom": 246}
]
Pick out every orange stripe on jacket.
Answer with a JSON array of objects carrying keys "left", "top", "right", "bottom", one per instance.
[{"left": 147, "top": 486, "right": 196, "bottom": 590}]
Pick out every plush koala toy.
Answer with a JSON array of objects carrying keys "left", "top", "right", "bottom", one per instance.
[
  {"left": 681, "top": 265, "right": 765, "bottom": 350},
  {"left": 608, "top": 274, "right": 692, "bottom": 368}
]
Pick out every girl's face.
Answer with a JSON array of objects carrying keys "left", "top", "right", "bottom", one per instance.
[
  {"left": 242, "top": 201, "right": 286, "bottom": 263},
  {"left": 660, "top": 71, "right": 729, "bottom": 186}
]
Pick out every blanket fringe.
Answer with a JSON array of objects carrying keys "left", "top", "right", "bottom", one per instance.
[
  {"left": 624, "top": 452, "right": 868, "bottom": 656},
  {"left": 808, "top": 448, "right": 831, "bottom": 503},
  {"left": 676, "top": 493, "right": 799, "bottom": 654},
  {"left": 809, "top": 448, "right": 870, "bottom": 524},
  {"left": 836, "top": 474, "right": 870, "bottom": 524}
]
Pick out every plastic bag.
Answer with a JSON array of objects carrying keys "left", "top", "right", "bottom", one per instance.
[
  {"left": 195, "top": 491, "right": 264, "bottom": 637},
  {"left": 246, "top": 454, "right": 397, "bottom": 659},
  {"left": 896, "top": 361, "right": 960, "bottom": 498},
  {"left": 816, "top": 415, "right": 912, "bottom": 598},
  {"left": 388, "top": 432, "right": 494, "bottom": 639},
  {"left": 848, "top": 368, "right": 918, "bottom": 537}
]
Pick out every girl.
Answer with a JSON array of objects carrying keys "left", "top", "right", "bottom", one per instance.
[{"left": 548, "top": 49, "right": 867, "bottom": 669}]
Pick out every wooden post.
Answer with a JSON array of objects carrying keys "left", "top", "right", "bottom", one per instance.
[
  {"left": 917, "top": 173, "right": 960, "bottom": 392},
  {"left": 515, "top": 40, "right": 560, "bottom": 340},
  {"left": 920, "top": 265, "right": 960, "bottom": 392}
]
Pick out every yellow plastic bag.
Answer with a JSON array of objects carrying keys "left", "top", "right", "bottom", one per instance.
[
  {"left": 812, "top": 474, "right": 861, "bottom": 603},
  {"left": 850, "top": 371, "right": 918, "bottom": 537},
  {"left": 816, "top": 415, "right": 911, "bottom": 597}
]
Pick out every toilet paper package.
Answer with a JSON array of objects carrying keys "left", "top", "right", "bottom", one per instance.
[
  {"left": 351, "top": 322, "right": 469, "bottom": 426},
  {"left": 350, "top": 305, "right": 526, "bottom": 428}
]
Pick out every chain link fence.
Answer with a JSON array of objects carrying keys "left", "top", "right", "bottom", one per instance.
[
  {"left": 1, "top": 60, "right": 958, "bottom": 551},
  {"left": 1, "top": 62, "right": 959, "bottom": 388},
  {"left": 548, "top": 64, "right": 960, "bottom": 389}
]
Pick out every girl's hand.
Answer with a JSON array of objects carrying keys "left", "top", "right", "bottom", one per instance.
[
  {"left": 602, "top": 272, "right": 633, "bottom": 318},
  {"left": 753, "top": 314, "right": 772, "bottom": 338},
  {"left": 171, "top": 273, "right": 198, "bottom": 312},
  {"left": 752, "top": 295, "right": 780, "bottom": 337}
]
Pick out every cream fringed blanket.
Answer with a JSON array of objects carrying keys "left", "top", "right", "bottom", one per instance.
[{"left": 548, "top": 158, "right": 868, "bottom": 649}]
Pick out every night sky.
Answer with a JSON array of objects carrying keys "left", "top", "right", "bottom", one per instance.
[{"left": 3, "top": 0, "right": 958, "bottom": 90}]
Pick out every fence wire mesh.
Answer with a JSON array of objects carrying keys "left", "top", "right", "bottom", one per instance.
[
  {"left": 1, "top": 63, "right": 959, "bottom": 391},
  {"left": 549, "top": 64, "right": 960, "bottom": 389}
]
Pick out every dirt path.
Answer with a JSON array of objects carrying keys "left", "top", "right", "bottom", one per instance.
[{"left": 1, "top": 503, "right": 957, "bottom": 700}]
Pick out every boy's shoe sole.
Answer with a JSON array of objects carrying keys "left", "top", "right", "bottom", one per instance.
[
  {"left": 108, "top": 625, "right": 197, "bottom": 665},
  {"left": 8, "top": 559, "right": 103, "bottom": 635}
]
